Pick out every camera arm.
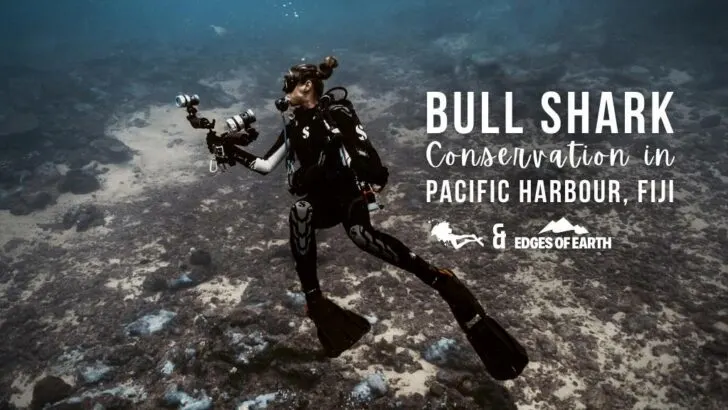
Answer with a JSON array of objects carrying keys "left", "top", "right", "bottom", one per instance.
[
  {"left": 183, "top": 104, "right": 232, "bottom": 172},
  {"left": 176, "top": 94, "right": 258, "bottom": 173},
  {"left": 185, "top": 105, "right": 216, "bottom": 131}
]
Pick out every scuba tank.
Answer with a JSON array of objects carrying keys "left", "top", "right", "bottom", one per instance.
[
  {"left": 336, "top": 143, "right": 383, "bottom": 213},
  {"left": 319, "top": 87, "right": 383, "bottom": 213},
  {"left": 274, "top": 87, "right": 384, "bottom": 214}
]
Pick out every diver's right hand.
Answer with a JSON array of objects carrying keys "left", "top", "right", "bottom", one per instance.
[
  {"left": 229, "top": 127, "right": 258, "bottom": 146},
  {"left": 243, "top": 127, "right": 259, "bottom": 142}
]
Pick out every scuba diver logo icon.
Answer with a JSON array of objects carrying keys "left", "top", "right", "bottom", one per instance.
[{"left": 430, "top": 221, "right": 485, "bottom": 250}]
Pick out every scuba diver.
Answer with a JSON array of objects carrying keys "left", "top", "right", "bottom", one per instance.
[{"left": 195, "top": 56, "right": 528, "bottom": 381}]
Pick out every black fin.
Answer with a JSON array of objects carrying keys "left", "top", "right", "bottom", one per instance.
[
  {"left": 464, "top": 314, "right": 529, "bottom": 381},
  {"left": 308, "top": 297, "right": 371, "bottom": 357},
  {"left": 434, "top": 270, "right": 529, "bottom": 380}
]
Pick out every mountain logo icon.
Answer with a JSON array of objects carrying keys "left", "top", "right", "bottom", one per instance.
[{"left": 538, "top": 217, "right": 589, "bottom": 235}]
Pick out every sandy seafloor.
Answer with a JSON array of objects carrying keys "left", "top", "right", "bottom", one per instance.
[{"left": 1, "top": 37, "right": 727, "bottom": 409}]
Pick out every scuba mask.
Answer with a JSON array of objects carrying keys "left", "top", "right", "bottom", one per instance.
[
  {"left": 282, "top": 64, "right": 319, "bottom": 93},
  {"left": 282, "top": 71, "right": 298, "bottom": 93}
]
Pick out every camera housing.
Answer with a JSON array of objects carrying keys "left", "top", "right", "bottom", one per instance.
[
  {"left": 225, "top": 109, "right": 256, "bottom": 132},
  {"left": 175, "top": 94, "right": 200, "bottom": 108}
]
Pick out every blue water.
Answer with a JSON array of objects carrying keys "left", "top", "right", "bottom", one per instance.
[{"left": 2, "top": 0, "right": 725, "bottom": 68}]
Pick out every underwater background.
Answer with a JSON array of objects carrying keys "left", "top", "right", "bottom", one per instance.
[{"left": 1, "top": 1, "right": 727, "bottom": 409}]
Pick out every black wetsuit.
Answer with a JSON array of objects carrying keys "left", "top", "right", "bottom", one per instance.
[
  {"left": 228, "top": 102, "right": 445, "bottom": 295},
  {"left": 222, "top": 99, "right": 529, "bottom": 380}
]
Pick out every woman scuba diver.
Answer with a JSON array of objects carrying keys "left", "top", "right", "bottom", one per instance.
[{"left": 214, "top": 56, "right": 528, "bottom": 381}]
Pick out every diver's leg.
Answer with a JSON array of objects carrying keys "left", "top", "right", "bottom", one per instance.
[
  {"left": 341, "top": 197, "right": 445, "bottom": 285},
  {"left": 289, "top": 198, "right": 320, "bottom": 296},
  {"left": 291, "top": 197, "right": 370, "bottom": 357},
  {"left": 342, "top": 197, "right": 528, "bottom": 379},
  {"left": 289, "top": 195, "right": 344, "bottom": 296}
]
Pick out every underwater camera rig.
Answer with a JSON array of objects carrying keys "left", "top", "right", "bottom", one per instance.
[{"left": 175, "top": 93, "right": 258, "bottom": 173}]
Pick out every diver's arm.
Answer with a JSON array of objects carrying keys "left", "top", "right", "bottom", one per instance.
[{"left": 227, "top": 129, "right": 288, "bottom": 175}]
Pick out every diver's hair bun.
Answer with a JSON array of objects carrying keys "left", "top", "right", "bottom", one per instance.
[{"left": 317, "top": 56, "right": 338, "bottom": 79}]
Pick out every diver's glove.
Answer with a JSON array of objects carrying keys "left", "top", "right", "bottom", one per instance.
[
  {"left": 205, "top": 129, "right": 258, "bottom": 148},
  {"left": 246, "top": 127, "right": 259, "bottom": 139},
  {"left": 229, "top": 128, "right": 259, "bottom": 146}
]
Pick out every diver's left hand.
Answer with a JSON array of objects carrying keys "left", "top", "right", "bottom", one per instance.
[
  {"left": 371, "top": 184, "right": 384, "bottom": 193},
  {"left": 371, "top": 166, "right": 388, "bottom": 189}
]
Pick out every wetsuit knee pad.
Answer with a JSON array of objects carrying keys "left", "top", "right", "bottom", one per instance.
[
  {"left": 290, "top": 200, "right": 313, "bottom": 219},
  {"left": 346, "top": 224, "right": 368, "bottom": 247},
  {"left": 290, "top": 200, "right": 314, "bottom": 254}
]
